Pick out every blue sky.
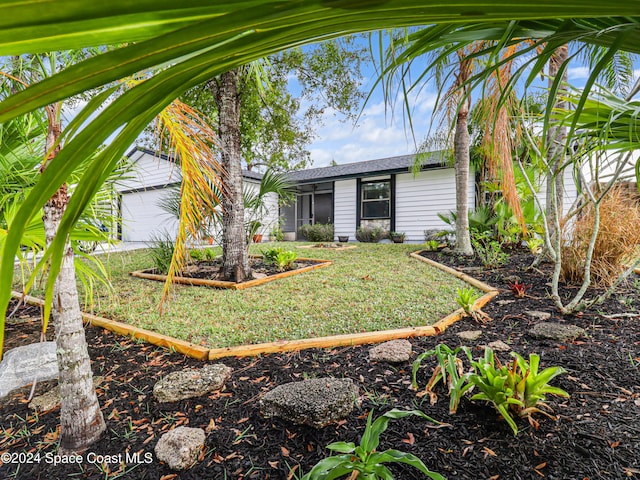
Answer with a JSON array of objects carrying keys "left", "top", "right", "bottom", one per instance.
[{"left": 304, "top": 51, "right": 640, "bottom": 169}]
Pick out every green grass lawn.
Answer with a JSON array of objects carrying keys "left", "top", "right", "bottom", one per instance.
[{"left": 21, "top": 242, "right": 473, "bottom": 348}]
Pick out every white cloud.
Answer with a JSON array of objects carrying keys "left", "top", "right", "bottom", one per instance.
[{"left": 567, "top": 66, "right": 590, "bottom": 81}]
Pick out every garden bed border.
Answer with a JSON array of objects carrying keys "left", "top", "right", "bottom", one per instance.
[
  {"left": 11, "top": 251, "right": 498, "bottom": 361},
  {"left": 297, "top": 244, "right": 357, "bottom": 251},
  {"left": 129, "top": 256, "right": 333, "bottom": 290}
]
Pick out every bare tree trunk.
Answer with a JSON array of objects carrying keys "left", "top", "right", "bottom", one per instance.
[
  {"left": 214, "top": 69, "right": 250, "bottom": 282},
  {"left": 43, "top": 104, "right": 105, "bottom": 452},
  {"left": 453, "top": 97, "right": 473, "bottom": 255},
  {"left": 545, "top": 45, "right": 569, "bottom": 249}
]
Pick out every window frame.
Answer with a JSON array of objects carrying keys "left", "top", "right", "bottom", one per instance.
[{"left": 360, "top": 179, "right": 391, "bottom": 220}]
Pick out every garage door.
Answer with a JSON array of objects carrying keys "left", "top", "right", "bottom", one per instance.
[{"left": 120, "top": 189, "right": 179, "bottom": 242}]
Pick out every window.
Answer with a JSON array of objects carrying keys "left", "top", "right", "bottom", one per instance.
[{"left": 361, "top": 180, "right": 390, "bottom": 219}]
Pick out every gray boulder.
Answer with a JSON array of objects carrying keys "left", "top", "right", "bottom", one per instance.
[
  {"left": 529, "top": 322, "right": 585, "bottom": 341},
  {"left": 369, "top": 340, "right": 412, "bottom": 363},
  {"left": 0, "top": 342, "right": 58, "bottom": 399},
  {"left": 261, "top": 377, "right": 358, "bottom": 428},
  {"left": 153, "top": 363, "right": 232, "bottom": 403},
  {"left": 155, "top": 426, "right": 205, "bottom": 470},
  {"left": 525, "top": 310, "right": 552, "bottom": 321},
  {"left": 486, "top": 340, "right": 511, "bottom": 352}
]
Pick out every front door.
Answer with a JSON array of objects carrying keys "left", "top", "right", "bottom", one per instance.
[{"left": 296, "top": 193, "right": 313, "bottom": 232}]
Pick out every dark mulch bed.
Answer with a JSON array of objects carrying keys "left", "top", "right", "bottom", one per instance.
[
  {"left": 1, "top": 251, "right": 639, "bottom": 479},
  {"left": 144, "top": 257, "right": 322, "bottom": 281}
]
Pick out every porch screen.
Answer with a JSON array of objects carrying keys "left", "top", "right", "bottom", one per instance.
[{"left": 361, "top": 181, "right": 390, "bottom": 219}]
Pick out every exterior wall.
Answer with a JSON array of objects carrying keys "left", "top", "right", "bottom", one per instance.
[
  {"left": 120, "top": 188, "right": 179, "bottom": 242},
  {"left": 117, "top": 150, "right": 181, "bottom": 192},
  {"left": 535, "top": 167, "right": 580, "bottom": 216},
  {"left": 395, "top": 167, "right": 475, "bottom": 243},
  {"left": 333, "top": 179, "right": 357, "bottom": 240}
]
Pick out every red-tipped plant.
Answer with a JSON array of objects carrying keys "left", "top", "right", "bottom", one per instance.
[{"left": 510, "top": 281, "right": 530, "bottom": 298}]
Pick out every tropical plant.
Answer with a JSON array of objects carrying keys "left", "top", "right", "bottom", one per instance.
[
  {"left": 509, "top": 281, "right": 530, "bottom": 298},
  {"left": 271, "top": 250, "right": 298, "bottom": 272},
  {"left": 455, "top": 287, "right": 480, "bottom": 315},
  {"left": 149, "top": 233, "right": 178, "bottom": 275},
  {"left": 355, "top": 226, "right": 386, "bottom": 243},
  {"left": 467, "top": 348, "right": 569, "bottom": 435},
  {"left": 470, "top": 229, "right": 508, "bottom": 269},
  {"left": 298, "top": 223, "right": 334, "bottom": 243},
  {"left": 389, "top": 231, "right": 406, "bottom": 243},
  {"left": 270, "top": 223, "right": 285, "bottom": 242},
  {"left": 424, "top": 240, "right": 440, "bottom": 251},
  {"left": 412, "top": 343, "right": 473, "bottom": 414},
  {"left": 301, "top": 409, "right": 445, "bottom": 480}
]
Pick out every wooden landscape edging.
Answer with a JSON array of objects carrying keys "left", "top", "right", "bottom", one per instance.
[
  {"left": 10, "top": 251, "right": 498, "bottom": 362},
  {"left": 206, "top": 251, "right": 499, "bottom": 360},
  {"left": 129, "top": 257, "right": 332, "bottom": 290},
  {"left": 10, "top": 291, "right": 210, "bottom": 360}
]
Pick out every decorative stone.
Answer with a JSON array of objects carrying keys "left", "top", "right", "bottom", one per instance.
[
  {"left": 456, "top": 330, "right": 483, "bottom": 342},
  {"left": 486, "top": 340, "right": 511, "bottom": 352},
  {"left": 154, "top": 426, "right": 205, "bottom": 470},
  {"left": 525, "top": 310, "right": 552, "bottom": 321},
  {"left": 529, "top": 322, "right": 585, "bottom": 341},
  {"left": 496, "top": 300, "right": 515, "bottom": 306},
  {"left": 153, "top": 363, "right": 232, "bottom": 403},
  {"left": 251, "top": 271, "right": 268, "bottom": 280},
  {"left": 368, "top": 340, "right": 412, "bottom": 363},
  {"left": 0, "top": 342, "right": 58, "bottom": 399},
  {"left": 260, "top": 378, "right": 358, "bottom": 428},
  {"left": 461, "top": 266, "right": 484, "bottom": 274},
  {"left": 29, "top": 376, "right": 104, "bottom": 412}
]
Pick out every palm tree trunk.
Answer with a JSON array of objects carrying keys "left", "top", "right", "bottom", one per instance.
[
  {"left": 545, "top": 45, "right": 569, "bottom": 248},
  {"left": 43, "top": 104, "right": 105, "bottom": 452},
  {"left": 215, "top": 69, "right": 250, "bottom": 282},
  {"left": 453, "top": 97, "right": 473, "bottom": 255}
]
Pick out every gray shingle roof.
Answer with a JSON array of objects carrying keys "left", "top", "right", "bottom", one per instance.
[{"left": 285, "top": 152, "right": 447, "bottom": 183}]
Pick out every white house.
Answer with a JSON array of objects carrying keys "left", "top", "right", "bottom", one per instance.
[{"left": 117, "top": 148, "right": 278, "bottom": 242}]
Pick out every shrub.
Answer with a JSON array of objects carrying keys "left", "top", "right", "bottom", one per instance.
[
  {"left": 270, "top": 224, "right": 284, "bottom": 242},
  {"left": 471, "top": 229, "right": 508, "bottom": 268},
  {"left": 355, "top": 225, "right": 386, "bottom": 243},
  {"left": 148, "top": 233, "right": 176, "bottom": 275},
  {"left": 298, "top": 223, "right": 334, "bottom": 242},
  {"left": 262, "top": 247, "right": 297, "bottom": 271},
  {"left": 561, "top": 187, "right": 640, "bottom": 287}
]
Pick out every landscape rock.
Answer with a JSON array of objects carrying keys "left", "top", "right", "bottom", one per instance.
[
  {"left": 29, "top": 376, "right": 104, "bottom": 412},
  {"left": 456, "top": 330, "right": 483, "bottom": 342},
  {"left": 153, "top": 363, "right": 232, "bottom": 403},
  {"left": 251, "top": 271, "right": 268, "bottom": 280},
  {"left": 260, "top": 377, "right": 358, "bottom": 428},
  {"left": 0, "top": 342, "right": 58, "bottom": 399},
  {"left": 486, "top": 340, "right": 511, "bottom": 352},
  {"left": 154, "top": 426, "right": 205, "bottom": 470},
  {"left": 529, "top": 322, "right": 585, "bottom": 341},
  {"left": 525, "top": 310, "right": 552, "bottom": 321},
  {"left": 496, "top": 300, "right": 515, "bottom": 306},
  {"left": 368, "top": 340, "right": 412, "bottom": 363}
]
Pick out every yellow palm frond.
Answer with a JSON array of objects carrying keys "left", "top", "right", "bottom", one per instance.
[{"left": 155, "top": 99, "right": 224, "bottom": 310}]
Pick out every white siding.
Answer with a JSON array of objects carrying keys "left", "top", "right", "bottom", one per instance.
[
  {"left": 395, "top": 167, "right": 475, "bottom": 243},
  {"left": 334, "top": 179, "right": 357, "bottom": 240},
  {"left": 121, "top": 189, "right": 179, "bottom": 242},
  {"left": 117, "top": 150, "right": 181, "bottom": 192},
  {"left": 536, "top": 167, "right": 580, "bottom": 216}
]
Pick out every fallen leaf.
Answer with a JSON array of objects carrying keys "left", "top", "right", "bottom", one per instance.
[
  {"left": 269, "top": 461, "right": 279, "bottom": 468},
  {"left": 535, "top": 462, "right": 547, "bottom": 469},
  {"left": 281, "top": 446, "right": 290, "bottom": 457},
  {"left": 402, "top": 432, "right": 415, "bottom": 445},
  {"left": 482, "top": 447, "right": 497, "bottom": 458}
]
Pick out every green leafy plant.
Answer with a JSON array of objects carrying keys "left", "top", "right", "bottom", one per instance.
[
  {"left": 299, "top": 223, "right": 334, "bottom": 242},
  {"left": 270, "top": 224, "right": 285, "bottom": 242},
  {"left": 355, "top": 226, "right": 386, "bottom": 243},
  {"left": 389, "top": 231, "right": 406, "bottom": 243},
  {"left": 412, "top": 344, "right": 473, "bottom": 414},
  {"left": 189, "top": 248, "right": 205, "bottom": 261},
  {"left": 301, "top": 409, "right": 445, "bottom": 480},
  {"left": 471, "top": 229, "right": 508, "bottom": 268},
  {"left": 424, "top": 240, "right": 440, "bottom": 251},
  {"left": 467, "top": 348, "right": 569, "bottom": 435},
  {"left": 203, "top": 247, "right": 219, "bottom": 261},
  {"left": 148, "top": 233, "right": 177, "bottom": 275},
  {"left": 525, "top": 237, "right": 543, "bottom": 254},
  {"left": 262, "top": 247, "right": 297, "bottom": 271},
  {"left": 455, "top": 287, "right": 480, "bottom": 315}
]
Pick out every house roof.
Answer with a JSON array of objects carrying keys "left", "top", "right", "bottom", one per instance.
[
  {"left": 126, "top": 146, "right": 264, "bottom": 182},
  {"left": 284, "top": 151, "right": 448, "bottom": 184}
]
